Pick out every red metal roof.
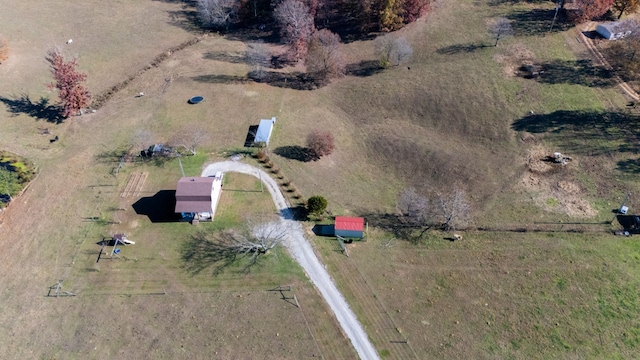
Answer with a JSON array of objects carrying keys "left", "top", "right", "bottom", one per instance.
[{"left": 334, "top": 216, "right": 364, "bottom": 231}]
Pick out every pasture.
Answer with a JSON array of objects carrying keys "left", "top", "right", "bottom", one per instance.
[{"left": 1, "top": 0, "right": 640, "bottom": 358}]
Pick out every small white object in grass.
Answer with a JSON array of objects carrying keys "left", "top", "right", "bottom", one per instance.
[
  {"left": 138, "top": 92, "right": 145, "bottom": 97},
  {"left": 66, "top": 39, "right": 73, "bottom": 44}
]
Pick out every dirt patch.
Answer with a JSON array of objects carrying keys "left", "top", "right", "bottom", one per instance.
[
  {"left": 494, "top": 43, "right": 536, "bottom": 77},
  {"left": 521, "top": 146, "right": 596, "bottom": 218},
  {"left": 557, "top": 180, "right": 580, "bottom": 194},
  {"left": 525, "top": 145, "right": 553, "bottom": 174}
]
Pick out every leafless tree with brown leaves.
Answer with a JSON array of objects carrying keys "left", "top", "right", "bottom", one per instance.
[
  {"left": 305, "top": 29, "right": 346, "bottom": 81},
  {"left": 306, "top": 130, "right": 335, "bottom": 159},
  {"left": 45, "top": 48, "right": 91, "bottom": 118}
]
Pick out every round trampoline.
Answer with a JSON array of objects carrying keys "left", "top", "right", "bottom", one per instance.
[{"left": 189, "top": 96, "right": 204, "bottom": 104}]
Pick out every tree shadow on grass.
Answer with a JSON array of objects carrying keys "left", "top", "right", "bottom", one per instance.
[
  {"left": 524, "top": 59, "right": 616, "bottom": 87},
  {"left": 273, "top": 146, "right": 314, "bottom": 162},
  {"left": 181, "top": 232, "right": 242, "bottom": 276},
  {"left": 280, "top": 205, "right": 309, "bottom": 221},
  {"left": 512, "top": 110, "right": 640, "bottom": 160},
  {"left": 203, "top": 51, "right": 248, "bottom": 64},
  {"left": 617, "top": 158, "right": 640, "bottom": 173},
  {"left": 358, "top": 211, "right": 432, "bottom": 244},
  {"left": 251, "top": 71, "right": 319, "bottom": 90},
  {"left": 191, "top": 74, "right": 251, "bottom": 84},
  {"left": 193, "top": 71, "right": 319, "bottom": 90},
  {"left": 346, "top": 60, "right": 384, "bottom": 77},
  {"left": 0, "top": 94, "right": 63, "bottom": 123},
  {"left": 507, "top": 9, "right": 572, "bottom": 36},
  {"left": 436, "top": 42, "right": 489, "bottom": 55},
  {"left": 165, "top": 7, "right": 204, "bottom": 33}
]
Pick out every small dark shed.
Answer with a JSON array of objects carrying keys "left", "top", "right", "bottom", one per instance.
[{"left": 335, "top": 216, "right": 365, "bottom": 239}]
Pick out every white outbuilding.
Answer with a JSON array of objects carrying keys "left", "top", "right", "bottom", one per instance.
[
  {"left": 254, "top": 117, "right": 276, "bottom": 146},
  {"left": 596, "top": 21, "right": 634, "bottom": 40}
]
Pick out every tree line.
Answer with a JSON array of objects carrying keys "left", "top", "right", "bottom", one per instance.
[{"left": 195, "top": 0, "right": 429, "bottom": 33}]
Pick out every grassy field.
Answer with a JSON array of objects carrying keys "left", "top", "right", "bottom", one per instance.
[
  {"left": 312, "top": 228, "right": 640, "bottom": 358},
  {"left": 1, "top": 0, "right": 640, "bottom": 358}
]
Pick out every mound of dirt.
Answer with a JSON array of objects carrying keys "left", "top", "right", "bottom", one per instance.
[
  {"left": 521, "top": 145, "right": 595, "bottom": 218},
  {"left": 557, "top": 180, "right": 581, "bottom": 194},
  {"left": 526, "top": 145, "right": 553, "bottom": 174},
  {"left": 563, "top": 197, "right": 597, "bottom": 218}
]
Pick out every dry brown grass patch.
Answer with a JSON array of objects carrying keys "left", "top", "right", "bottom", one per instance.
[
  {"left": 521, "top": 145, "right": 596, "bottom": 218},
  {"left": 494, "top": 43, "right": 536, "bottom": 77}
]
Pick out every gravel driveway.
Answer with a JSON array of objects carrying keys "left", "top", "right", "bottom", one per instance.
[{"left": 202, "top": 161, "right": 379, "bottom": 360}]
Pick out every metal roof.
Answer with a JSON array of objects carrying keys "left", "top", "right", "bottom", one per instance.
[
  {"left": 175, "top": 177, "right": 214, "bottom": 213},
  {"left": 335, "top": 216, "right": 365, "bottom": 231},
  {"left": 254, "top": 117, "right": 276, "bottom": 144}
]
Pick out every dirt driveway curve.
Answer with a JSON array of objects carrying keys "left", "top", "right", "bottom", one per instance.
[{"left": 202, "top": 161, "right": 379, "bottom": 360}]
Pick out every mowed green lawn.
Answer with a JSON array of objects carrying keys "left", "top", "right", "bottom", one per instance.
[{"left": 1, "top": 0, "right": 640, "bottom": 358}]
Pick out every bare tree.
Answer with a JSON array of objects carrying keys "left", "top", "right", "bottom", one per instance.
[
  {"left": 274, "top": 0, "right": 315, "bottom": 59},
  {"left": 182, "top": 218, "right": 288, "bottom": 274},
  {"left": 0, "top": 35, "right": 8, "bottom": 63},
  {"left": 435, "top": 186, "right": 471, "bottom": 231},
  {"left": 397, "top": 187, "right": 430, "bottom": 227},
  {"left": 375, "top": 35, "right": 414, "bottom": 67},
  {"left": 196, "top": 0, "right": 237, "bottom": 29},
  {"left": 169, "top": 125, "right": 210, "bottom": 155},
  {"left": 131, "top": 129, "right": 155, "bottom": 152},
  {"left": 488, "top": 17, "right": 514, "bottom": 47},
  {"left": 389, "top": 37, "right": 413, "bottom": 66},
  {"left": 395, "top": 187, "right": 434, "bottom": 242},
  {"left": 246, "top": 40, "right": 271, "bottom": 81},
  {"left": 305, "top": 29, "right": 346, "bottom": 80}
]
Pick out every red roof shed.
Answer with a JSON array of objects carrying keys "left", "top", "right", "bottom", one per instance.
[{"left": 334, "top": 216, "right": 365, "bottom": 238}]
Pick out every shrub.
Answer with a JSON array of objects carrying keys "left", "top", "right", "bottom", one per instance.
[
  {"left": 306, "top": 130, "right": 335, "bottom": 159},
  {"left": 307, "top": 195, "right": 328, "bottom": 215},
  {"left": 256, "top": 150, "right": 267, "bottom": 160},
  {"left": 0, "top": 167, "right": 22, "bottom": 199}
]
